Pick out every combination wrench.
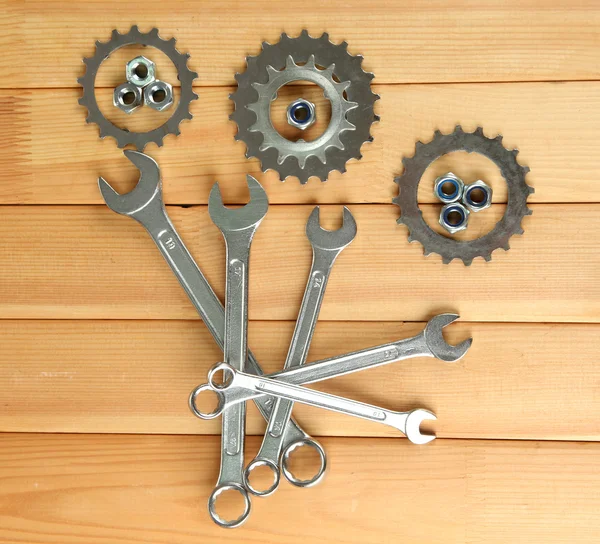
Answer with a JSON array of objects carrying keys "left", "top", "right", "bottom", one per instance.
[
  {"left": 98, "top": 151, "right": 321, "bottom": 520},
  {"left": 208, "top": 362, "right": 437, "bottom": 444},
  {"left": 244, "top": 206, "right": 357, "bottom": 496},
  {"left": 206, "top": 177, "right": 267, "bottom": 527},
  {"left": 190, "top": 313, "right": 471, "bottom": 414}
]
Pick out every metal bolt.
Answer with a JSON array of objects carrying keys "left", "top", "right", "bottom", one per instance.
[
  {"left": 463, "top": 180, "right": 493, "bottom": 212},
  {"left": 434, "top": 172, "right": 464, "bottom": 204},
  {"left": 126, "top": 56, "right": 156, "bottom": 88},
  {"left": 143, "top": 80, "right": 174, "bottom": 112},
  {"left": 286, "top": 99, "right": 317, "bottom": 130},
  {"left": 113, "top": 82, "right": 143, "bottom": 114},
  {"left": 439, "top": 202, "right": 470, "bottom": 234}
]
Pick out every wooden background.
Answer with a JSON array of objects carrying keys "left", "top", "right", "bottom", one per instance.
[{"left": 1, "top": 1, "right": 600, "bottom": 542}]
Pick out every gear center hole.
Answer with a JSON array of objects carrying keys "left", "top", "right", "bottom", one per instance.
[
  {"left": 418, "top": 151, "right": 504, "bottom": 241},
  {"left": 270, "top": 81, "right": 332, "bottom": 143},
  {"left": 96, "top": 45, "right": 185, "bottom": 136}
]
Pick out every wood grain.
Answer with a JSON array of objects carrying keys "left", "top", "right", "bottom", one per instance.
[
  {"left": 0, "top": 433, "right": 598, "bottom": 543},
  {"left": 0, "top": 203, "right": 597, "bottom": 323},
  {"left": 1, "top": 319, "right": 598, "bottom": 440},
  {"left": 2, "top": 0, "right": 600, "bottom": 87},
  {"left": 2, "top": 82, "right": 600, "bottom": 203}
]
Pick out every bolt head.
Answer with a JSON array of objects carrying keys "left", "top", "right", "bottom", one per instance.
[
  {"left": 439, "top": 203, "right": 470, "bottom": 234},
  {"left": 434, "top": 172, "right": 465, "bottom": 204},
  {"left": 462, "top": 180, "right": 493, "bottom": 212},
  {"left": 143, "top": 80, "right": 174, "bottom": 112},
  {"left": 286, "top": 99, "right": 317, "bottom": 130},
  {"left": 113, "top": 82, "right": 143, "bottom": 114},
  {"left": 126, "top": 56, "right": 156, "bottom": 87}
]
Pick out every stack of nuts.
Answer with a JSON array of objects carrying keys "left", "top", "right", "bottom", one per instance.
[
  {"left": 113, "top": 56, "right": 173, "bottom": 114},
  {"left": 434, "top": 173, "right": 493, "bottom": 234}
]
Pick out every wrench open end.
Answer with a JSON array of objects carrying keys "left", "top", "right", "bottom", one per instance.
[
  {"left": 208, "top": 175, "right": 268, "bottom": 232},
  {"left": 305, "top": 206, "right": 357, "bottom": 251},
  {"left": 404, "top": 409, "right": 437, "bottom": 445},
  {"left": 98, "top": 150, "right": 162, "bottom": 216},
  {"left": 424, "top": 313, "right": 472, "bottom": 362}
]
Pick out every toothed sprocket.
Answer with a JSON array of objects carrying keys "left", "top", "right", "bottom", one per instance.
[
  {"left": 393, "top": 126, "right": 534, "bottom": 265},
  {"left": 230, "top": 30, "right": 379, "bottom": 183},
  {"left": 78, "top": 26, "right": 198, "bottom": 149}
]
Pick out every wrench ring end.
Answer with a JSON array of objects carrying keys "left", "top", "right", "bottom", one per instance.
[
  {"left": 243, "top": 458, "right": 280, "bottom": 497},
  {"left": 208, "top": 483, "right": 251, "bottom": 529},
  {"left": 281, "top": 438, "right": 327, "bottom": 488},
  {"left": 208, "top": 361, "right": 235, "bottom": 391},
  {"left": 189, "top": 383, "right": 225, "bottom": 420}
]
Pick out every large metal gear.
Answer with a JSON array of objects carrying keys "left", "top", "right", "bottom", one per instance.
[
  {"left": 230, "top": 30, "right": 379, "bottom": 183},
  {"left": 393, "top": 126, "right": 534, "bottom": 265},
  {"left": 78, "top": 26, "right": 198, "bottom": 149}
]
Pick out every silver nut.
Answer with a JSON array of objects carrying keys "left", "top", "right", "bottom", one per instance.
[
  {"left": 286, "top": 99, "right": 317, "bottom": 130},
  {"left": 113, "top": 82, "right": 143, "bottom": 114},
  {"left": 439, "top": 203, "right": 470, "bottom": 234},
  {"left": 143, "top": 80, "right": 174, "bottom": 111},
  {"left": 126, "top": 56, "right": 156, "bottom": 87},
  {"left": 434, "top": 172, "right": 464, "bottom": 204},
  {"left": 462, "top": 180, "right": 493, "bottom": 212}
]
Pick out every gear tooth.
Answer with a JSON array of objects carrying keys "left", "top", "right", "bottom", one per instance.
[
  {"left": 285, "top": 55, "right": 296, "bottom": 68},
  {"left": 474, "top": 127, "right": 484, "bottom": 136},
  {"left": 261, "top": 41, "right": 270, "bottom": 50},
  {"left": 442, "top": 256, "right": 452, "bottom": 264},
  {"left": 300, "top": 29, "right": 309, "bottom": 37},
  {"left": 280, "top": 32, "right": 289, "bottom": 40},
  {"left": 455, "top": 124, "right": 463, "bottom": 134},
  {"left": 527, "top": 184, "right": 535, "bottom": 194},
  {"left": 523, "top": 166, "right": 531, "bottom": 174},
  {"left": 321, "top": 32, "right": 330, "bottom": 42},
  {"left": 130, "top": 24, "right": 140, "bottom": 34},
  {"left": 266, "top": 65, "right": 279, "bottom": 77},
  {"left": 82, "top": 57, "right": 91, "bottom": 66},
  {"left": 306, "top": 54, "right": 316, "bottom": 69},
  {"left": 407, "top": 234, "right": 414, "bottom": 243},
  {"left": 515, "top": 226, "right": 524, "bottom": 235},
  {"left": 502, "top": 242, "right": 510, "bottom": 251},
  {"left": 512, "top": 148, "right": 519, "bottom": 156},
  {"left": 463, "top": 258, "right": 473, "bottom": 266},
  {"left": 340, "top": 40, "right": 348, "bottom": 49},
  {"left": 526, "top": 207, "right": 533, "bottom": 215},
  {"left": 149, "top": 28, "right": 159, "bottom": 37},
  {"left": 78, "top": 96, "right": 86, "bottom": 105},
  {"left": 77, "top": 77, "right": 84, "bottom": 85},
  {"left": 434, "top": 129, "right": 443, "bottom": 137},
  {"left": 169, "top": 37, "right": 177, "bottom": 45},
  {"left": 111, "top": 29, "right": 120, "bottom": 39},
  {"left": 392, "top": 195, "right": 400, "bottom": 205},
  {"left": 483, "top": 253, "right": 493, "bottom": 262}
]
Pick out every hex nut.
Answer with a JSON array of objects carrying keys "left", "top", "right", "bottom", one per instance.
[
  {"left": 143, "top": 80, "right": 174, "bottom": 112},
  {"left": 126, "top": 56, "right": 156, "bottom": 87},
  {"left": 434, "top": 172, "right": 465, "bottom": 204},
  {"left": 113, "top": 82, "right": 143, "bottom": 114},
  {"left": 286, "top": 99, "right": 317, "bottom": 130},
  {"left": 439, "top": 202, "right": 470, "bottom": 234},
  {"left": 463, "top": 180, "right": 493, "bottom": 212}
]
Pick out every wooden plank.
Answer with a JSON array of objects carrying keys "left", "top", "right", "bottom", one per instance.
[
  {"left": 2, "top": 82, "right": 600, "bottom": 204},
  {"left": 0, "top": 204, "right": 597, "bottom": 323},
  {"left": 2, "top": 1, "right": 600, "bottom": 88},
  {"left": 0, "top": 433, "right": 598, "bottom": 543},
  {"left": 1, "top": 319, "right": 598, "bottom": 440}
]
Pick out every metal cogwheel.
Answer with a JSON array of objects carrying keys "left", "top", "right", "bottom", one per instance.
[
  {"left": 393, "top": 126, "right": 534, "bottom": 265},
  {"left": 78, "top": 26, "right": 198, "bottom": 149},
  {"left": 230, "top": 30, "right": 379, "bottom": 183}
]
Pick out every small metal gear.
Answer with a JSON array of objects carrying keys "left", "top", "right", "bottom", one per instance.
[
  {"left": 393, "top": 126, "right": 534, "bottom": 265},
  {"left": 78, "top": 26, "right": 198, "bottom": 149},
  {"left": 230, "top": 30, "right": 379, "bottom": 183}
]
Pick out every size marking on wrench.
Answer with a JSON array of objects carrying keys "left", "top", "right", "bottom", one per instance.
[
  {"left": 190, "top": 313, "right": 471, "bottom": 414},
  {"left": 244, "top": 206, "right": 357, "bottom": 496},
  {"left": 208, "top": 363, "right": 437, "bottom": 444}
]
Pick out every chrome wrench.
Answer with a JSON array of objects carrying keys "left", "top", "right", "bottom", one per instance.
[
  {"left": 208, "top": 363, "right": 437, "bottom": 444},
  {"left": 206, "top": 177, "right": 267, "bottom": 527},
  {"left": 244, "top": 206, "right": 357, "bottom": 496},
  {"left": 190, "top": 313, "right": 471, "bottom": 413},
  {"left": 98, "top": 151, "right": 317, "bottom": 521}
]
